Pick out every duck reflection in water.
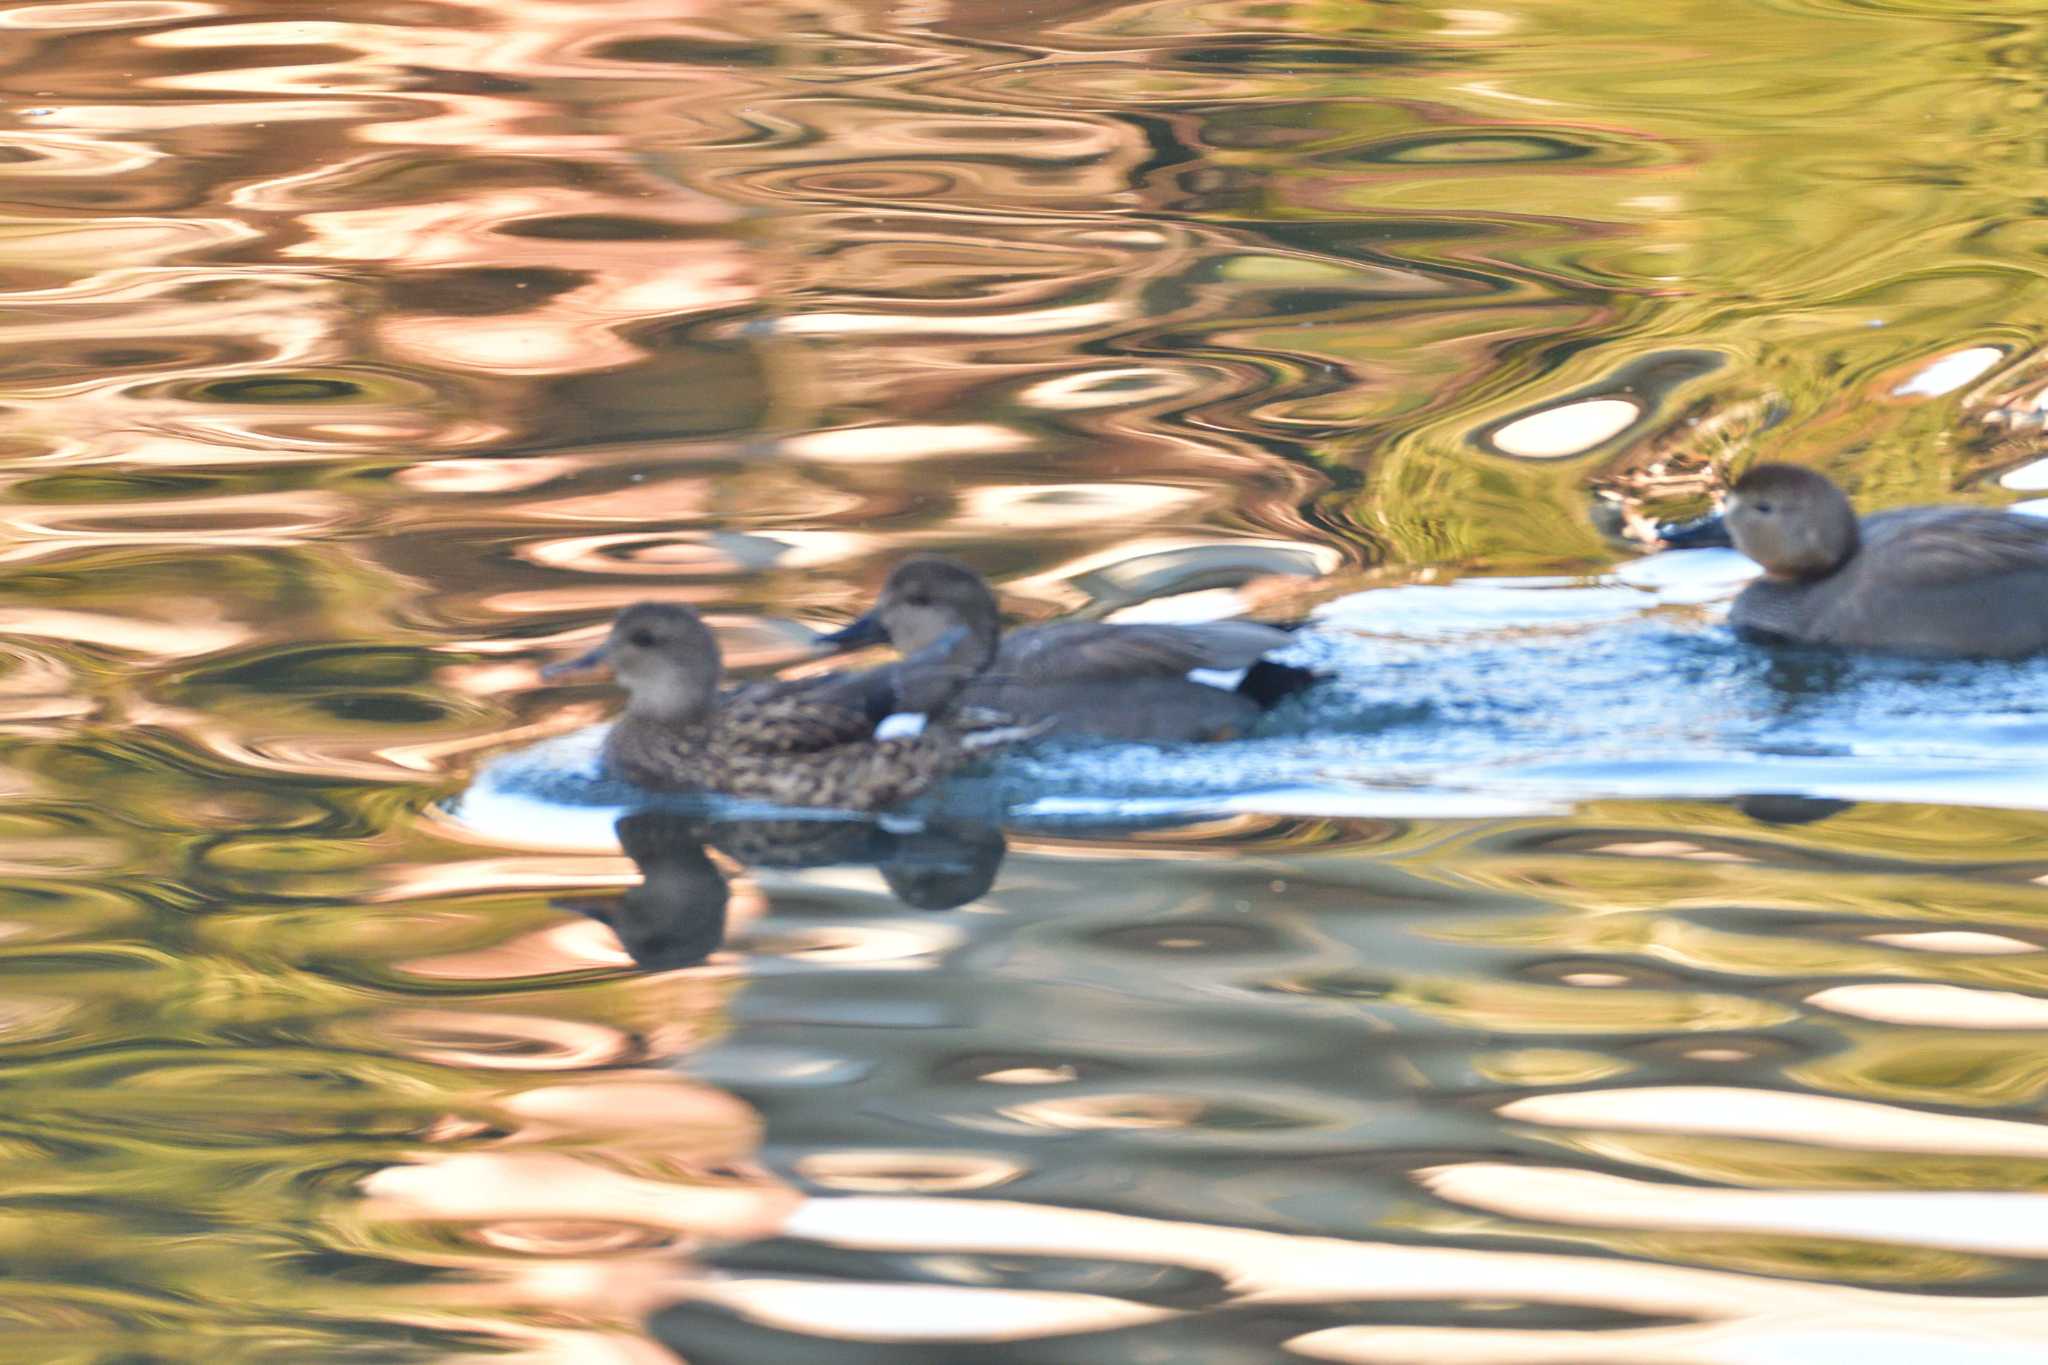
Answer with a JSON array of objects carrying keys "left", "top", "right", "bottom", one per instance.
[
  {"left": 560, "top": 808, "right": 1008, "bottom": 970},
  {"left": 1737, "top": 793, "right": 1855, "bottom": 826}
]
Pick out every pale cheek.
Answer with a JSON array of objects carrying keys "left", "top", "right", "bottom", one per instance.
[{"left": 898, "top": 610, "right": 945, "bottom": 649}]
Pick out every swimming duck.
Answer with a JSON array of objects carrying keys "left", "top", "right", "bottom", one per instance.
[
  {"left": 1659, "top": 462, "right": 2048, "bottom": 657},
  {"left": 545, "top": 601, "right": 1040, "bottom": 809},
  {"left": 816, "top": 556, "right": 1319, "bottom": 742}
]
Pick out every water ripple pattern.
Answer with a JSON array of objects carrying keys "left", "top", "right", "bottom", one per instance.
[{"left": 0, "top": 0, "right": 2046, "bottom": 1361}]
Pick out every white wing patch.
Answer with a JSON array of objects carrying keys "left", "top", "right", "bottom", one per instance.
[
  {"left": 875, "top": 712, "right": 928, "bottom": 740},
  {"left": 1186, "top": 666, "right": 1249, "bottom": 692}
]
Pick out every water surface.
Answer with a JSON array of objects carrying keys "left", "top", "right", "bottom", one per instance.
[{"left": 3, "top": 0, "right": 2048, "bottom": 1359}]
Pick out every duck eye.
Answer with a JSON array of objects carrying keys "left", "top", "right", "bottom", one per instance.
[
  {"left": 904, "top": 593, "right": 931, "bottom": 607},
  {"left": 1754, "top": 500, "right": 1774, "bottom": 515},
  {"left": 627, "top": 628, "right": 656, "bottom": 648}
]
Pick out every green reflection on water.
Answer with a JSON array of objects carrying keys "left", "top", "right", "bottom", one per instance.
[{"left": 0, "top": 0, "right": 2045, "bottom": 1357}]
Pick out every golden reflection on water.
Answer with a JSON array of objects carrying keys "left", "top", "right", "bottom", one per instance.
[{"left": 2, "top": 0, "right": 2048, "bottom": 1359}]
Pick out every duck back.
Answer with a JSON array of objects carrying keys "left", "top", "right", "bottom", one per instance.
[
  {"left": 605, "top": 698, "right": 992, "bottom": 809},
  {"left": 996, "top": 620, "right": 1294, "bottom": 681},
  {"left": 953, "top": 618, "right": 1315, "bottom": 741},
  {"left": 1731, "top": 506, "right": 2048, "bottom": 658},
  {"left": 960, "top": 673, "right": 1264, "bottom": 743}
]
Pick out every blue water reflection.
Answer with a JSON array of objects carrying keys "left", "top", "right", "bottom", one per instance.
[{"left": 2, "top": 0, "right": 2048, "bottom": 1358}]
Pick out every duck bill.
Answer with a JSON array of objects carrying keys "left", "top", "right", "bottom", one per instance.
[
  {"left": 814, "top": 610, "right": 890, "bottom": 652},
  {"left": 1656, "top": 510, "right": 1734, "bottom": 549},
  {"left": 541, "top": 641, "right": 611, "bottom": 680}
]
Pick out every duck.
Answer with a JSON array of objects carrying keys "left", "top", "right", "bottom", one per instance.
[
  {"left": 543, "top": 601, "right": 1041, "bottom": 809},
  {"left": 814, "top": 556, "right": 1320, "bottom": 742},
  {"left": 1658, "top": 462, "right": 2048, "bottom": 657}
]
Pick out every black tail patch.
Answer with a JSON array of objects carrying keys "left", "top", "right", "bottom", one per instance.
[{"left": 1237, "top": 659, "right": 1321, "bottom": 710}]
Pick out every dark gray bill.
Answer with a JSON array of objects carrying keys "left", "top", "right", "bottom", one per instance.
[
  {"left": 1656, "top": 510, "right": 1734, "bottom": 549},
  {"left": 814, "top": 610, "right": 890, "bottom": 651},
  {"left": 540, "top": 641, "right": 610, "bottom": 679}
]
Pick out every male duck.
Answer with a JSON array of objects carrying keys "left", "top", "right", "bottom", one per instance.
[
  {"left": 546, "top": 601, "right": 1039, "bottom": 809},
  {"left": 1660, "top": 462, "right": 2048, "bottom": 657},
  {"left": 816, "top": 556, "right": 1319, "bottom": 742}
]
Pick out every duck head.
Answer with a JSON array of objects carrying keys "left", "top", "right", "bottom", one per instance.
[
  {"left": 817, "top": 556, "right": 1001, "bottom": 661},
  {"left": 545, "top": 602, "right": 722, "bottom": 721},
  {"left": 1724, "top": 463, "right": 1859, "bottom": 579}
]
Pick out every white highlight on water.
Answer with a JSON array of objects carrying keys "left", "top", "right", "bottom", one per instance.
[{"left": 1891, "top": 344, "right": 2002, "bottom": 398}]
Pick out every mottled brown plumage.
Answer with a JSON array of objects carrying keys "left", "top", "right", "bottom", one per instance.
[
  {"left": 609, "top": 692, "right": 1008, "bottom": 809},
  {"left": 548, "top": 602, "right": 1038, "bottom": 809}
]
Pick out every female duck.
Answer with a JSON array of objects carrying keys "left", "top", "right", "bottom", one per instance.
[
  {"left": 817, "top": 557, "right": 1318, "bottom": 742},
  {"left": 1661, "top": 462, "right": 2048, "bottom": 657},
  {"left": 546, "top": 601, "right": 1037, "bottom": 809}
]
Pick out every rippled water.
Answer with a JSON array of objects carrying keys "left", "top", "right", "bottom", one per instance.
[{"left": 5, "top": 0, "right": 2048, "bottom": 1359}]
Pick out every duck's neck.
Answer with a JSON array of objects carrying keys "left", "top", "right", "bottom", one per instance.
[
  {"left": 952, "top": 618, "right": 1000, "bottom": 673},
  {"left": 888, "top": 624, "right": 995, "bottom": 714},
  {"left": 1793, "top": 501, "right": 1861, "bottom": 580},
  {"left": 626, "top": 674, "right": 716, "bottom": 725},
  {"left": 1828, "top": 522, "right": 1860, "bottom": 576}
]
